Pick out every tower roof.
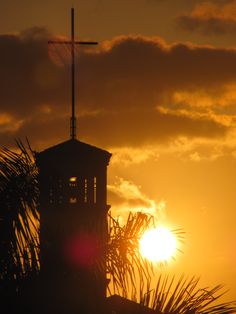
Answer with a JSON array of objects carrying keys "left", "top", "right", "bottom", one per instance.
[{"left": 36, "top": 139, "right": 112, "bottom": 169}]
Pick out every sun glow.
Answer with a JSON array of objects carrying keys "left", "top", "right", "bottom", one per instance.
[{"left": 140, "top": 227, "right": 177, "bottom": 262}]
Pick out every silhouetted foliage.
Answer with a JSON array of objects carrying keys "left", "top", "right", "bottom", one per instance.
[
  {"left": 0, "top": 140, "right": 39, "bottom": 301},
  {"left": 107, "top": 212, "right": 154, "bottom": 298},
  {"left": 141, "top": 275, "right": 236, "bottom": 314}
]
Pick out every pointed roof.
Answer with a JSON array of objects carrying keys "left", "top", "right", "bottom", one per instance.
[{"left": 36, "top": 139, "right": 111, "bottom": 167}]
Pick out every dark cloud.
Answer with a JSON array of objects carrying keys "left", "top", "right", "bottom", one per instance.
[
  {"left": 0, "top": 27, "right": 68, "bottom": 117},
  {"left": 0, "top": 29, "right": 235, "bottom": 149},
  {"left": 147, "top": 0, "right": 232, "bottom": 2},
  {"left": 78, "top": 109, "right": 226, "bottom": 147},
  {"left": 176, "top": 15, "right": 236, "bottom": 36},
  {"left": 176, "top": 1, "right": 236, "bottom": 36},
  {"left": 79, "top": 36, "right": 236, "bottom": 105}
]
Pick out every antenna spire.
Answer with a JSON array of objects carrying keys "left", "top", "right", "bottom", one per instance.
[
  {"left": 71, "top": 7, "right": 76, "bottom": 139},
  {"left": 48, "top": 8, "right": 98, "bottom": 140}
]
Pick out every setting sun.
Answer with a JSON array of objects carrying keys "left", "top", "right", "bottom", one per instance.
[{"left": 140, "top": 227, "right": 177, "bottom": 262}]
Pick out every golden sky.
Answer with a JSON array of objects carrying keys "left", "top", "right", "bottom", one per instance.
[{"left": 0, "top": 0, "right": 236, "bottom": 301}]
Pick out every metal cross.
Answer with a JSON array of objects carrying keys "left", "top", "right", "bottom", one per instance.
[{"left": 48, "top": 8, "right": 98, "bottom": 140}]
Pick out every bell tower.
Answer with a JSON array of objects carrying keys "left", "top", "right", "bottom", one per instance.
[
  {"left": 35, "top": 8, "right": 111, "bottom": 314},
  {"left": 36, "top": 140, "right": 111, "bottom": 313}
]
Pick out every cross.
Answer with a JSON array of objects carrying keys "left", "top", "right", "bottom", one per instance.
[{"left": 48, "top": 8, "right": 98, "bottom": 140}]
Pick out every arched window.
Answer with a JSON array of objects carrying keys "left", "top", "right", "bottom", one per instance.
[
  {"left": 69, "top": 197, "right": 77, "bottom": 204},
  {"left": 69, "top": 176, "right": 77, "bottom": 187},
  {"left": 69, "top": 177, "right": 78, "bottom": 203}
]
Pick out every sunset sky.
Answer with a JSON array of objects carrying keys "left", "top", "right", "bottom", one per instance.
[{"left": 1, "top": 0, "right": 236, "bottom": 301}]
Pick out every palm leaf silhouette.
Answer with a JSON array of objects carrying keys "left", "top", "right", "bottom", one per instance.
[
  {"left": 0, "top": 139, "right": 39, "bottom": 298},
  {"left": 140, "top": 275, "right": 236, "bottom": 313}
]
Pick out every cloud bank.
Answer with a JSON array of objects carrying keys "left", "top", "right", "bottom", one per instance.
[{"left": 0, "top": 27, "right": 236, "bottom": 150}]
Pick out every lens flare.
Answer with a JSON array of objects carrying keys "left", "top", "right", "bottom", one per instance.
[{"left": 140, "top": 227, "right": 176, "bottom": 262}]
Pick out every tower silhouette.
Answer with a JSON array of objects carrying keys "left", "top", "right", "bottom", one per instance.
[
  {"left": 35, "top": 8, "right": 155, "bottom": 314},
  {"left": 35, "top": 8, "right": 111, "bottom": 314},
  {"left": 36, "top": 140, "right": 111, "bottom": 313}
]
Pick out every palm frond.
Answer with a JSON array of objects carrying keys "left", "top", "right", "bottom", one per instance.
[
  {"left": 106, "top": 212, "right": 184, "bottom": 300},
  {"left": 141, "top": 275, "right": 236, "bottom": 314},
  {"left": 0, "top": 139, "right": 39, "bottom": 295},
  {"left": 106, "top": 212, "right": 154, "bottom": 298}
]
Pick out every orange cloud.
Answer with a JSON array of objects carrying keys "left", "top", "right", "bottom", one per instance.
[
  {"left": 108, "top": 177, "right": 166, "bottom": 222},
  {"left": 0, "top": 113, "right": 23, "bottom": 133},
  {"left": 111, "top": 147, "right": 159, "bottom": 166}
]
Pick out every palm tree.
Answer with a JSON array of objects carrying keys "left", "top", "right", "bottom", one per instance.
[{"left": 0, "top": 140, "right": 235, "bottom": 313}]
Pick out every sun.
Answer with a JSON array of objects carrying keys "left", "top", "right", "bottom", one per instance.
[{"left": 139, "top": 226, "right": 177, "bottom": 262}]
